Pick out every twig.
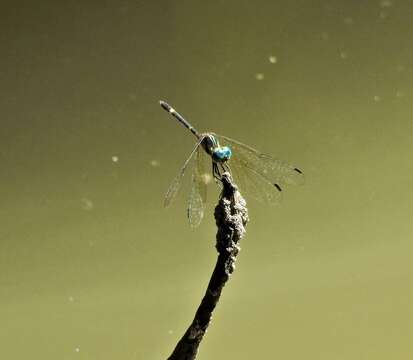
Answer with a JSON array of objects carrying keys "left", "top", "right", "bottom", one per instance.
[{"left": 167, "top": 172, "right": 249, "bottom": 360}]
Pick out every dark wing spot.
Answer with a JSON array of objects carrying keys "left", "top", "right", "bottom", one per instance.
[
  {"left": 294, "top": 167, "right": 303, "bottom": 174},
  {"left": 274, "top": 184, "right": 282, "bottom": 192}
]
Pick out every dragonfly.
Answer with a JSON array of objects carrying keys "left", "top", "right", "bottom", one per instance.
[{"left": 160, "top": 100, "right": 304, "bottom": 227}]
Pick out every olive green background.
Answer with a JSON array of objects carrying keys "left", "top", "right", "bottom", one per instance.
[{"left": 1, "top": 1, "right": 412, "bottom": 359}]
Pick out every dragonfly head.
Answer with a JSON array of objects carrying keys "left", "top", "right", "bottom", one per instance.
[
  {"left": 212, "top": 146, "right": 232, "bottom": 163},
  {"left": 201, "top": 134, "right": 232, "bottom": 162},
  {"left": 201, "top": 135, "right": 216, "bottom": 154}
]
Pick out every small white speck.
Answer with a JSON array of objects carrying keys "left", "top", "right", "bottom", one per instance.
[
  {"left": 119, "top": 4, "right": 129, "bottom": 14},
  {"left": 255, "top": 73, "right": 264, "bottom": 80},
  {"left": 150, "top": 160, "right": 160, "bottom": 167},
  {"left": 396, "top": 64, "right": 405, "bottom": 72},
  {"left": 169, "top": 108, "right": 175, "bottom": 114},
  {"left": 373, "top": 95, "right": 381, "bottom": 102},
  {"left": 268, "top": 55, "right": 277, "bottom": 64},
  {"left": 379, "top": 11, "right": 388, "bottom": 19},
  {"left": 380, "top": 0, "right": 393, "bottom": 8},
  {"left": 80, "top": 198, "right": 94, "bottom": 211},
  {"left": 368, "top": 190, "right": 377, "bottom": 200},
  {"left": 111, "top": 156, "right": 119, "bottom": 163},
  {"left": 128, "top": 93, "right": 137, "bottom": 101},
  {"left": 74, "top": 347, "right": 80, "bottom": 353},
  {"left": 396, "top": 90, "right": 405, "bottom": 98},
  {"left": 320, "top": 32, "right": 329, "bottom": 41},
  {"left": 340, "top": 51, "right": 348, "bottom": 59}
]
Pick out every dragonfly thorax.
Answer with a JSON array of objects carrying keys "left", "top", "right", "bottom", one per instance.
[
  {"left": 201, "top": 134, "right": 232, "bottom": 163},
  {"left": 212, "top": 146, "right": 232, "bottom": 163}
]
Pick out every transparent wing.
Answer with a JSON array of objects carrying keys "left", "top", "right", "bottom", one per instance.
[
  {"left": 164, "top": 136, "right": 205, "bottom": 208},
  {"left": 195, "top": 143, "right": 209, "bottom": 205},
  {"left": 229, "top": 154, "right": 282, "bottom": 204},
  {"left": 187, "top": 147, "right": 209, "bottom": 227},
  {"left": 214, "top": 133, "right": 304, "bottom": 186}
]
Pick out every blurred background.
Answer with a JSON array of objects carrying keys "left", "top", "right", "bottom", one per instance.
[{"left": 1, "top": 1, "right": 413, "bottom": 359}]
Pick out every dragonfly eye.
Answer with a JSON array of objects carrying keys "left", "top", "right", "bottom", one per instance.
[
  {"left": 212, "top": 146, "right": 232, "bottom": 162},
  {"left": 201, "top": 136, "right": 216, "bottom": 155}
]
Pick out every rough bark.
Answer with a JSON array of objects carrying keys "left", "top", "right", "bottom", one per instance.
[{"left": 167, "top": 172, "right": 249, "bottom": 360}]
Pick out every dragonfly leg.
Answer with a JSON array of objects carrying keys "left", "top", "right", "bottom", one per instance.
[
  {"left": 222, "top": 162, "right": 231, "bottom": 174},
  {"left": 219, "top": 163, "right": 227, "bottom": 176},
  {"left": 212, "top": 162, "right": 220, "bottom": 182},
  {"left": 213, "top": 162, "right": 233, "bottom": 184}
]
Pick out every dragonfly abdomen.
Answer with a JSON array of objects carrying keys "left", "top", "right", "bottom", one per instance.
[{"left": 160, "top": 100, "right": 200, "bottom": 138}]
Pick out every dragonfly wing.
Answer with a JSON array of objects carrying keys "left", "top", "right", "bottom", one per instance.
[
  {"left": 229, "top": 155, "right": 282, "bottom": 204},
  {"left": 187, "top": 147, "right": 209, "bottom": 227},
  {"left": 215, "top": 133, "right": 304, "bottom": 186},
  {"left": 164, "top": 136, "right": 205, "bottom": 208},
  {"left": 195, "top": 143, "right": 208, "bottom": 204}
]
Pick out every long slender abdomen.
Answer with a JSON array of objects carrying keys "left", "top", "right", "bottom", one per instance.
[{"left": 159, "top": 100, "right": 200, "bottom": 138}]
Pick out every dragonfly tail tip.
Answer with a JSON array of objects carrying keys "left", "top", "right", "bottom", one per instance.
[{"left": 159, "top": 100, "right": 170, "bottom": 111}]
